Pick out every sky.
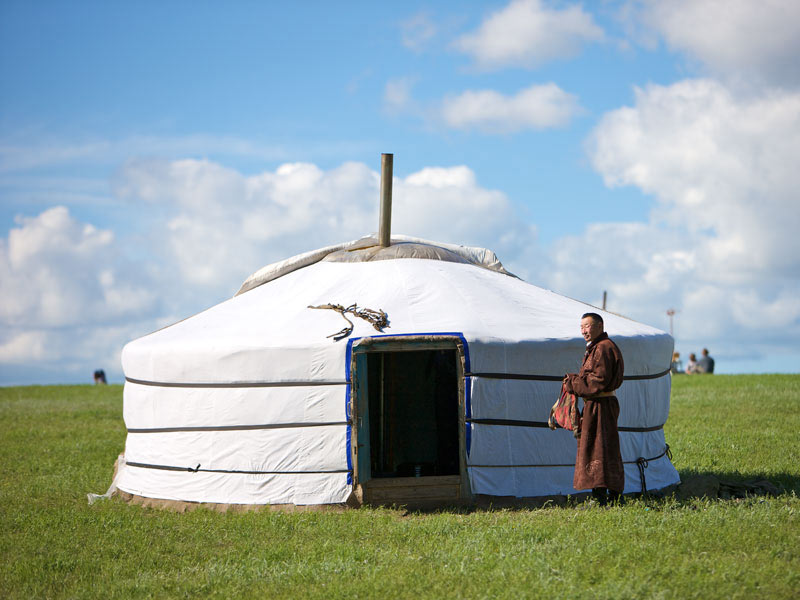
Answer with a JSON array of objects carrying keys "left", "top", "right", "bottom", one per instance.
[{"left": 1, "top": 0, "right": 799, "bottom": 385}]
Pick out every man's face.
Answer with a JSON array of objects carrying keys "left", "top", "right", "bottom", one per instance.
[{"left": 580, "top": 317, "right": 603, "bottom": 343}]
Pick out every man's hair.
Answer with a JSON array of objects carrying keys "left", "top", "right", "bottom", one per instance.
[{"left": 582, "top": 312, "right": 604, "bottom": 327}]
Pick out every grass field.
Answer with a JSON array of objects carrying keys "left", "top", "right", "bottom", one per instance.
[{"left": 1, "top": 375, "right": 798, "bottom": 599}]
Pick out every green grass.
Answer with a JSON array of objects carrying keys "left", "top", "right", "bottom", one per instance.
[
  {"left": 667, "top": 374, "right": 800, "bottom": 492},
  {"left": 1, "top": 376, "right": 798, "bottom": 599}
]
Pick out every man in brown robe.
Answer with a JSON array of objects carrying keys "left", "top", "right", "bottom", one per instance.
[{"left": 564, "top": 312, "right": 625, "bottom": 505}]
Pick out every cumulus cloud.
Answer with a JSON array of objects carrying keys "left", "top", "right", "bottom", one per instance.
[
  {"left": 0, "top": 206, "right": 155, "bottom": 328},
  {"left": 543, "top": 79, "right": 800, "bottom": 361},
  {"left": 116, "top": 159, "right": 377, "bottom": 292},
  {"left": 0, "top": 206, "right": 159, "bottom": 380},
  {"left": 635, "top": 0, "right": 800, "bottom": 88},
  {"left": 116, "top": 159, "right": 538, "bottom": 289},
  {"left": 588, "top": 79, "right": 800, "bottom": 279},
  {"left": 454, "top": 0, "right": 604, "bottom": 69},
  {"left": 395, "top": 166, "right": 538, "bottom": 266},
  {"left": 441, "top": 83, "right": 581, "bottom": 133}
]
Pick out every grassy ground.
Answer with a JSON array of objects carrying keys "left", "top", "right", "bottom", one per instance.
[
  {"left": 1, "top": 376, "right": 798, "bottom": 599},
  {"left": 667, "top": 374, "right": 800, "bottom": 493}
]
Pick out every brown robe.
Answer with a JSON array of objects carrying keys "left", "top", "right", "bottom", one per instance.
[{"left": 565, "top": 332, "right": 625, "bottom": 493}]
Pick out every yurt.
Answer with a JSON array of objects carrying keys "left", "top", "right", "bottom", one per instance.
[
  {"left": 113, "top": 231, "right": 679, "bottom": 508},
  {"left": 110, "top": 157, "right": 680, "bottom": 509}
]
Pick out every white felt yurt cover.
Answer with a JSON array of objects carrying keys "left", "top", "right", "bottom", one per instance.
[{"left": 117, "top": 236, "right": 680, "bottom": 505}]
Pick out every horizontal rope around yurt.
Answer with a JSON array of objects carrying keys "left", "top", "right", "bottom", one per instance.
[
  {"left": 468, "top": 445, "right": 672, "bottom": 473},
  {"left": 127, "top": 420, "right": 350, "bottom": 433},
  {"left": 125, "top": 461, "right": 350, "bottom": 475},
  {"left": 467, "top": 368, "right": 672, "bottom": 381},
  {"left": 466, "top": 417, "right": 664, "bottom": 433}
]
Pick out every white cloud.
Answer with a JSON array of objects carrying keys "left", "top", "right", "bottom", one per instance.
[
  {"left": 0, "top": 206, "right": 155, "bottom": 328},
  {"left": 383, "top": 78, "right": 416, "bottom": 115},
  {"left": 636, "top": 0, "right": 800, "bottom": 88},
  {"left": 454, "top": 0, "right": 604, "bottom": 69},
  {"left": 115, "top": 158, "right": 538, "bottom": 291},
  {"left": 441, "top": 83, "right": 581, "bottom": 133},
  {"left": 401, "top": 12, "right": 437, "bottom": 52},
  {"left": 588, "top": 79, "right": 800, "bottom": 279},
  {"left": 395, "top": 166, "right": 538, "bottom": 263},
  {"left": 116, "top": 159, "right": 373, "bottom": 290},
  {"left": 0, "top": 206, "right": 160, "bottom": 380},
  {"left": 0, "top": 330, "right": 49, "bottom": 363},
  {"left": 730, "top": 289, "right": 800, "bottom": 330},
  {"left": 404, "top": 166, "right": 477, "bottom": 188},
  {"left": 540, "top": 78, "right": 800, "bottom": 361}
]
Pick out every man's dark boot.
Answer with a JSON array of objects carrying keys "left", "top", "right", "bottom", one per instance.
[
  {"left": 608, "top": 490, "right": 624, "bottom": 506},
  {"left": 592, "top": 487, "right": 608, "bottom": 506}
]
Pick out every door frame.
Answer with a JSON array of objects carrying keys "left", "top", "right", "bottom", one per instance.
[{"left": 349, "top": 335, "right": 471, "bottom": 501}]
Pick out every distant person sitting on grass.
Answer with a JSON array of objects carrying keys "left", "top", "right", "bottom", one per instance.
[
  {"left": 685, "top": 353, "right": 700, "bottom": 374},
  {"left": 93, "top": 369, "right": 107, "bottom": 384},
  {"left": 671, "top": 352, "right": 683, "bottom": 374},
  {"left": 697, "top": 348, "right": 715, "bottom": 374}
]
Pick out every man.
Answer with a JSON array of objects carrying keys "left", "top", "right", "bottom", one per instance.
[
  {"left": 697, "top": 348, "right": 715, "bottom": 374},
  {"left": 564, "top": 312, "right": 625, "bottom": 506}
]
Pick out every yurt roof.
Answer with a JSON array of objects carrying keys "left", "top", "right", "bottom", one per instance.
[{"left": 122, "top": 235, "right": 672, "bottom": 385}]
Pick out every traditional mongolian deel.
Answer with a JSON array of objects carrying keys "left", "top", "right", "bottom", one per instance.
[
  {"left": 115, "top": 235, "right": 680, "bottom": 507},
  {"left": 565, "top": 331, "right": 626, "bottom": 493}
]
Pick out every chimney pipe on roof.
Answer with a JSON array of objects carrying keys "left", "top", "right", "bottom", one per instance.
[{"left": 378, "top": 153, "right": 393, "bottom": 247}]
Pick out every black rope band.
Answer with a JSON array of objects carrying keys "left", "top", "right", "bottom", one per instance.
[
  {"left": 467, "top": 418, "right": 664, "bottom": 433},
  {"left": 467, "top": 368, "right": 671, "bottom": 382},
  {"left": 125, "top": 377, "right": 348, "bottom": 389},
  {"left": 468, "top": 446, "right": 672, "bottom": 469},
  {"left": 467, "top": 418, "right": 551, "bottom": 428},
  {"left": 126, "top": 370, "right": 668, "bottom": 389},
  {"left": 125, "top": 461, "right": 350, "bottom": 475},
  {"left": 127, "top": 421, "right": 350, "bottom": 434},
  {"left": 470, "top": 373, "right": 563, "bottom": 381}
]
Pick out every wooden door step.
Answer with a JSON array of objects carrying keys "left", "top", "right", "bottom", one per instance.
[{"left": 360, "top": 475, "right": 464, "bottom": 507}]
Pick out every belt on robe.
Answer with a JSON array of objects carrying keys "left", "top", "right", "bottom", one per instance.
[{"left": 583, "top": 391, "right": 616, "bottom": 399}]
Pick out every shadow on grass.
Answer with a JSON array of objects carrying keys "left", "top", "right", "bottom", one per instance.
[
  {"left": 672, "top": 469, "right": 798, "bottom": 498},
  {"left": 393, "top": 470, "right": 798, "bottom": 515}
]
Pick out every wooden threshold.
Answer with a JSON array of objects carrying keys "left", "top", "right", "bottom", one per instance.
[{"left": 358, "top": 475, "right": 467, "bottom": 508}]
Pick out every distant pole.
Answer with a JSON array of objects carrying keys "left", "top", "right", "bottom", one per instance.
[
  {"left": 378, "top": 153, "right": 393, "bottom": 247},
  {"left": 602, "top": 290, "right": 607, "bottom": 311},
  {"left": 666, "top": 308, "right": 676, "bottom": 337}
]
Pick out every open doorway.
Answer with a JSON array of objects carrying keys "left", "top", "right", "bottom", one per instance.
[
  {"left": 366, "top": 349, "right": 459, "bottom": 478},
  {"left": 352, "top": 339, "right": 464, "bottom": 487}
]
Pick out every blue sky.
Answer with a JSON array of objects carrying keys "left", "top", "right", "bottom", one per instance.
[{"left": 2, "top": 0, "right": 799, "bottom": 384}]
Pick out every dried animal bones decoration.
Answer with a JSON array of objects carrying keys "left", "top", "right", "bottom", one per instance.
[{"left": 308, "top": 303, "right": 390, "bottom": 341}]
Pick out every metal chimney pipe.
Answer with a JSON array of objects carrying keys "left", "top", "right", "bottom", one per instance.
[{"left": 378, "top": 153, "right": 393, "bottom": 247}]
